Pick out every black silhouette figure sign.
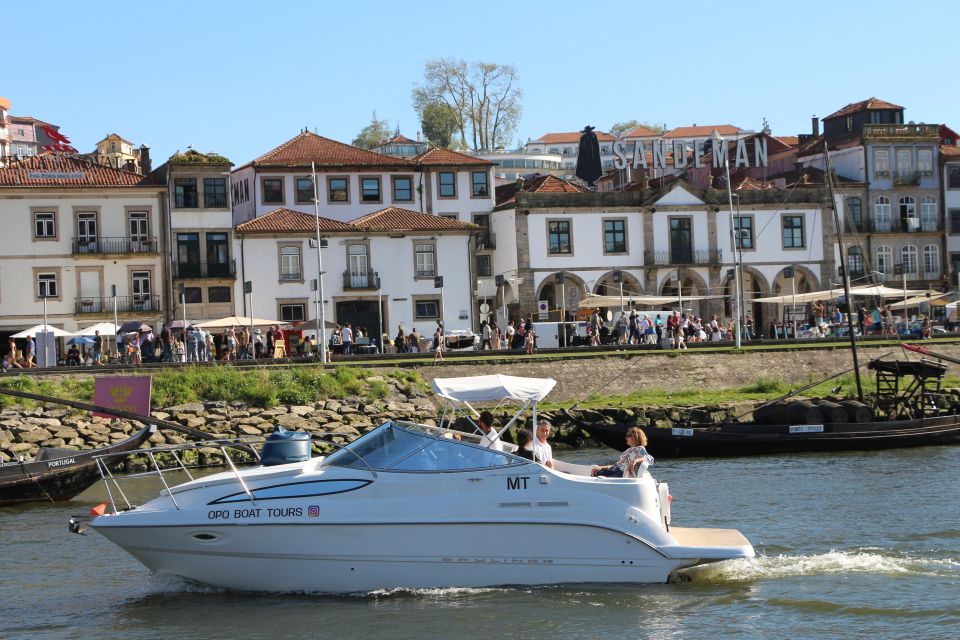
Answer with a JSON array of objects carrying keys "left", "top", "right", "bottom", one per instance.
[{"left": 575, "top": 125, "right": 603, "bottom": 186}]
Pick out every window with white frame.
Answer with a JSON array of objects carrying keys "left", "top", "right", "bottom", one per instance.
[
  {"left": 902, "top": 245, "right": 918, "bottom": 276},
  {"left": 280, "top": 246, "right": 301, "bottom": 280},
  {"left": 896, "top": 149, "right": 912, "bottom": 178},
  {"left": 917, "top": 149, "right": 933, "bottom": 175},
  {"left": 923, "top": 245, "right": 940, "bottom": 277},
  {"left": 920, "top": 196, "right": 937, "bottom": 231},
  {"left": 873, "top": 197, "right": 891, "bottom": 232},
  {"left": 415, "top": 242, "right": 436, "bottom": 277},
  {"left": 874, "top": 149, "right": 890, "bottom": 176},
  {"left": 876, "top": 245, "right": 893, "bottom": 275},
  {"left": 34, "top": 212, "right": 56, "bottom": 239},
  {"left": 37, "top": 272, "right": 58, "bottom": 298}
]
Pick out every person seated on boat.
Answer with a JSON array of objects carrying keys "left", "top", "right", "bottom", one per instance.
[
  {"left": 591, "top": 427, "right": 654, "bottom": 478},
  {"left": 532, "top": 420, "right": 555, "bottom": 469},
  {"left": 477, "top": 410, "right": 504, "bottom": 451},
  {"left": 514, "top": 428, "right": 534, "bottom": 460}
]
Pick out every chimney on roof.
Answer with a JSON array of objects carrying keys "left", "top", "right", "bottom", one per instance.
[
  {"left": 811, "top": 115, "right": 820, "bottom": 138},
  {"left": 139, "top": 144, "right": 151, "bottom": 174}
]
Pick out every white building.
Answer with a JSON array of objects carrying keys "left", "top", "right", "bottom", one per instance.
[
  {"left": 0, "top": 155, "right": 167, "bottom": 343},
  {"left": 234, "top": 206, "right": 476, "bottom": 340},
  {"left": 491, "top": 176, "right": 833, "bottom": 334},
  {"left": 231, "top": 131, "right": 494, "bottom": 226}
]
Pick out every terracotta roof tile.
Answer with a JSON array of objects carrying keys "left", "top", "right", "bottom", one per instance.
[
  {"left": 941, "top": 145, "right": 960, "bottom": 158},
  {"left": 252, "top": 131, "right": 412, "bottom": 168},
  {"left": 413, "top": 147, "right": 492, "bottom": 166},
  {"left": 384, "top": 134, "right": 417, "bottom": 144},
  {"left": 775, "top": 135, "right": 800, "bottom": 147},
  {"left": 622, "top": 125, "right": 660, "bottom": 138},
  {"left": 533, "top": 131, "right": 616, "bottom": 144},
  {"left": 349, "top": 206, "right": 475, "bottom": 232},
  {"left": 494, "top": 174, "right": 584, "bottom": 208},
  {"left": 236, "top": 208, "right": 355, "bottom": 234},
  {"left": 0, "top": 154, "right": 158, "bottom": 188},
  {"left": 664, "top": 125, "right": 741, "bottom": 138},
  {"left": 823, "top": 97, "right": 904, "bottom": 121}
]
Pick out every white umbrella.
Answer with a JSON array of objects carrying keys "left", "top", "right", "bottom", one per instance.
[
  {"left": 73, "top": 322, "right": 119, "bottom": 336},
  {"left": 12, "top": 324, "right": 73, "bottom": 338},
  {"left": 195, "top": 315, "right": 282, "bottom": 329}
]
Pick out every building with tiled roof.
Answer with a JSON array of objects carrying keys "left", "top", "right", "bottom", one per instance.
[
  {"left": 234, "top": 205, "right": 477, "bottom": 340},
  {"left": 621, "top": 125, "right": 660, "bottom": 139},
  {"left": 0, "top": 153, "right": 168, "bottom": 338},
  {"left": 524, "top": 130, "right": 621, "bottom": 177},
  {"left": 494, "top": 174, "right": 584, "bottom": 210},
  {"left": 663, "top": 125, "right": 744, "bottom": 139},
  {"left": 232, "top": 130, "right": 494, "bottom": 228},
  {"left": 531, "top": 131, "right": 617, "bottom": 145},
  {"left": 799, "top": 98, "right": 945, "bottom": 291}
]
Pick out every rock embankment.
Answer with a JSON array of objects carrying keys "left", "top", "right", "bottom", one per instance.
[{"left": 0, "top": 395, "right": 754, "bottom": 469}]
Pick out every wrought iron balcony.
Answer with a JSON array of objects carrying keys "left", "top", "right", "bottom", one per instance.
[
  {"left": 72, "top": 236, "right": 158, "bottom": 254},
  {"left": 204, "top": 192, "right": 228, "bottom": 208},
  {"left": 476, "top": 231, "right": 496, "bottom": 250},
  {"left": 644, "top": 249, "right": 722, "bottom": 266},
  {"left": 415, "top": 268, "right": 437, "bottom": 278},
  {"left": 342, "top": 269, "right": 378, "bottom": 290},
  {"left": 893, "top": 171, "right": 920, "bottom": 186},
  {"left": 862, "top": 124, "right": 940, "bottom": 138},
  {"left": 75, "top": 295, "right": 159, "bottom": 315},
  {"left": 173, "top": 260, "right": 236, "bottom": 279},
  {"left": 175, "top": 193, "right": 198, "bottom": 208}
]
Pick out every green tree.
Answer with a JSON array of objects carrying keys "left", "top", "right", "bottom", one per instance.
[
  {"left": 413, "top": 58, "right": 523, "bottom": 150},
  {"left": 420, "top": 102, "right": 459, "bottom": 148},
  {"left": 610, "top": 120, "right": 663, "bottom": 137},
  {"left": 352, "top": 111, "right": 392, "bottom": 149}
]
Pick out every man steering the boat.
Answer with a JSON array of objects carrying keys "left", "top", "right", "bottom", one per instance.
[{"left": 477, "top": 410, "right": 504, "bottom": 451}]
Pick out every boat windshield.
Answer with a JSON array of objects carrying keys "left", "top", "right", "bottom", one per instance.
[{"left": 324, "top": 421, "right": 526, "bottom": 472}]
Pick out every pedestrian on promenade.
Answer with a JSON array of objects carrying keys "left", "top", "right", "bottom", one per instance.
[
  {"left": 341, "top": 323, "right": 353, "bottom": 355},
  {"left": 433, "top": 325, "right": 444, "bottom": 362},
  {"left": 92, "top": 331, "right": 104, "bottom": 365},
  {"left": 24, "top": 335, "right": 37, "bottom": 368},
  {"left": 525, "top": 327, "right": 536, "bottom": 355}
]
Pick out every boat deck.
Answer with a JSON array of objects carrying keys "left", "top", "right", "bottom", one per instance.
[{"left": 669, "top": 526, "right": 752, "bottom": 548}]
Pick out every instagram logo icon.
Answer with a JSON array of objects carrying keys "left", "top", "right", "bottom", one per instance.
[{"left": 308, "top": 505, "right": 320, "bottom": 517}]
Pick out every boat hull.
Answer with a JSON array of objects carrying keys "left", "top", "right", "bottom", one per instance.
[
  {"left": 93, "top": 520, "right": 701, "bottom": 592},
  {"left": 0, "top": 426, "right": 154, "bottom": 506},
  {"left": 586, "top": 414, "right": 960, "bottom": 457}
]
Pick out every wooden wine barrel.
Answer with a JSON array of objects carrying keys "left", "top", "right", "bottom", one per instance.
[
  {"left": 754, "top": 401, "right": 786, "bottom": 424},
  {"left": 785, "top": 400, "right": 824, "bottom": 425},
  {"left": 812, "top": 399, "right": 848, "bottom": 424},
  {"left": 839, "top": 399, "right": 873, "bottom": 423}
]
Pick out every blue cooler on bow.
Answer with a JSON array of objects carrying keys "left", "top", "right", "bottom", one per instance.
[{"left": 260, "top": 426, "right": 312, "bottom": 466}]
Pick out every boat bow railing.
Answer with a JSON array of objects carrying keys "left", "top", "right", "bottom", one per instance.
[{"left": 90, "top": 434, "right": 379, "bottom": 515}]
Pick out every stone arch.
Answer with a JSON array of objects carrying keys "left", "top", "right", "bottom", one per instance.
[
  {"left": 720, "top": 266, "right": 771, "bottom": 328},
  {"left": 592, "top": 270, "right": 644, "bottom": 297},
  {"left": 535, "top": 271, "right": 587, "bottom": 321},
  {"left": 658, "top": 269, "right": 710, "bottom": 317},
  {"left": 771, "top": 264, "right": 820, "bottom": 294}
]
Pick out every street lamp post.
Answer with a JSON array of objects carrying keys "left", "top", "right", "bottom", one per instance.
[
  {"left": 377, "top": 275, "right": 383, "bottom": 354},
  {"left": 311, "top": 162, "right": 327, "bottom": 363},
  {"left": 555, "top": 273, "right": 565, "bottom": 346},
  {"left": 112, "top": 284, "right": 119, "bottom": 358}
]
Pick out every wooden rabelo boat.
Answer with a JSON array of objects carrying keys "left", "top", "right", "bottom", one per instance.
[{"left": 0, "top": 387, "right": 217, "bottom": 506}]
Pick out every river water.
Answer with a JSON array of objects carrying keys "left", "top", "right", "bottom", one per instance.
[{"left": 2, "top": 446, "right": 958, "bottom": 640}]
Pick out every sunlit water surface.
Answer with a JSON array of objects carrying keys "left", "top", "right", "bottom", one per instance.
[{"left": 2, "top": 447, "right": 958, "bottom": 639}]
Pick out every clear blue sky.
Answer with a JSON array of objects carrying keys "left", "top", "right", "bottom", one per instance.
[{"left": 7, "top": 0, "right": 958, "bottom": 166}]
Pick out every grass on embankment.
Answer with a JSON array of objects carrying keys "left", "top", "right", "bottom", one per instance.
[
  {"left": 0, "top": 366, "right": 427, "bottom": 409},
  {"left": 541, "top": 372, "right": 960, "bottom": 410}
]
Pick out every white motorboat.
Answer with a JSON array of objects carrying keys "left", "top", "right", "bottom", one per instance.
[{"left": 87, "top": 374, "right": 754, "bottom": 592}]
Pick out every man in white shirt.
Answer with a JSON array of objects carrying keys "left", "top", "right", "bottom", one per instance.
[
  {"left": 477, "top": 410, "right": 503, "bottom": 451},
  {"left": 533, "top": 420, "right": 555, "bottom": 468}
]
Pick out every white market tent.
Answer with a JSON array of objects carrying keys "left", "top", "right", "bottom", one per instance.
[
  {"left": 887, "top": 292, "right": 951, "bottom": 310},
  {"left": 11, "top": 324, "right": 73, "bottom": 338},
  {"left": 73, "top": 322, "right": 119, "bottom": 337},
  {"left": 754, "top": 285, "right": 928, "bottom": 305},
  {"left": 578, "top": 293, "right": 726, "bottom": 308},
  {"left": 432, "top": 375, "right": 557, "bottom": 403},
  {"left": 195, "top": 315, "right": 283, "bottom": 329}
]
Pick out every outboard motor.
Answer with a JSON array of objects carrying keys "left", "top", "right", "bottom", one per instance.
[{"left": 260, "top": 426, "right": 312, "bottom": 466}]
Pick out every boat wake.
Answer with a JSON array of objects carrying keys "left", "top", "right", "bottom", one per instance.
[{"left": 677, "top": 548, "right": 960, "bottom": 583}]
